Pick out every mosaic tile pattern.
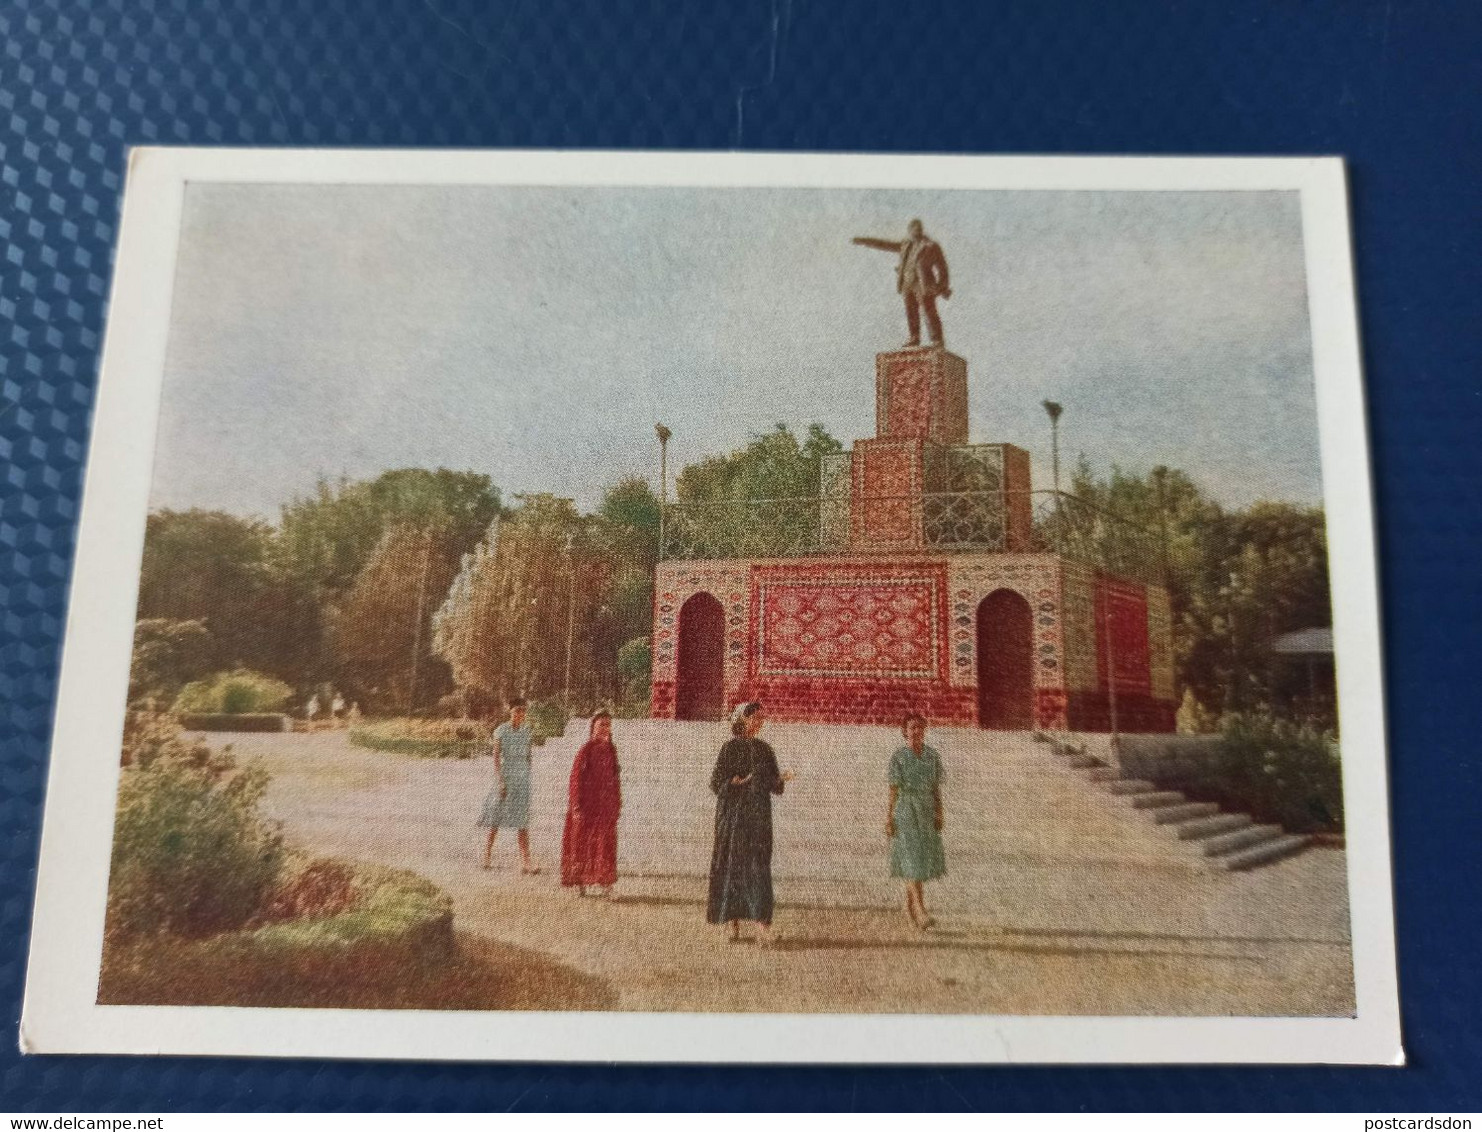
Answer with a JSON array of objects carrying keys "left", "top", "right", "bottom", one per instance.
[
  {"left": 756, "top": 575, "right": 939, "bottom": 678},
  {"left": 849, "top": 437, "right": 922, "bottom": 549},
  {"left": 651, "top": 561, "right": 750, "bottom": 714},
  {"left": 1058, "top": 560, "right": 1101, "bottom": 694},
  {"left": 874, "top": 348, "right": 967, "bottom": 445},
  {"left": 947, "top": 555, "right": 1062, "bottom": 693}
]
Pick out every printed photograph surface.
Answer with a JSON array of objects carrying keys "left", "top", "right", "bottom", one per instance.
[{"left": 26, "top": 155, "right": 1397, "bottom": 1061}]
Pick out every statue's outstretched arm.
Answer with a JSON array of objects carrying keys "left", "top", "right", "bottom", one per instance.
[{"left": 851, "top": 237, "right": 900, "bottom": 252}]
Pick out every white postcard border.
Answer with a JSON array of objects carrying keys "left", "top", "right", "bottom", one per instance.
[{"left": 20, "top": 149, "right": 1401, "bottom": 1065}]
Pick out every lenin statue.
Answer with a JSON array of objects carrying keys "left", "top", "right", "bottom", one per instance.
[{"left": 852, "top": 219, "right": 952, "bottom": 347}]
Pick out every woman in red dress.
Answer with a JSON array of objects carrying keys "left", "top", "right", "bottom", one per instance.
[{"left": 561, "top": 710, "right": 622, "bottom": 896}]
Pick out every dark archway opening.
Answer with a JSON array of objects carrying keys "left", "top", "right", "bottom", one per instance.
[
  {"left": 675, "top": 592, "right": 725, "bottom": 721},
  {"left": 977, "top": 589, "right": 1034, "bottom": 729}
]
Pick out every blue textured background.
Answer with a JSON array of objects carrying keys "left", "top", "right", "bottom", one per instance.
[{"left": 2, "top": 0, "right": 1478, "bottom": 1112}]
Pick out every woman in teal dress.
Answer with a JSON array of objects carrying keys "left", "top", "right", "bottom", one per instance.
[
  {"left": 887, "top": 712, "right": 945, "bottom": 930},
  {"left": 479, "top": 697, "right": 540, "bottom": 874}
]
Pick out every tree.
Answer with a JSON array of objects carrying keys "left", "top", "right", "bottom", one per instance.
[
  {"left": 275, "top": 468, "right": 501, "bottom": 598},
  {"left": 1065, "top": 462, "right": 1331, "bottom": 719},
  {"left": 669, "top": 423, "right": 844, "bottom": 557},
  {"left": 136, "top": 510, "right": 313, "bottom": 682},
  {"left": 328, "top": 521, "right": 468, "bottom": 712},
  {"left": 433, "top": 495, "right": 622, "bottom": 711},
  {"left": 676, "top": 422, "right": 842, "bottom": 502},
  {"left": 129, "top": 618, "right": 214, "bottom": 705}
]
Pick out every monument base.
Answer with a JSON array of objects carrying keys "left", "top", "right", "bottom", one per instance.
[{"left": 651, "top": 552, "right": 1175, "bottom": 732}]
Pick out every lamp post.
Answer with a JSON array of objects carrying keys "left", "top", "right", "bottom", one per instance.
[
  {"left": 1043, "top": 400, "right": 1064, "bottom": 539},
  {"left": 563, "top": 530, "right": 577, "bottom": 715},
  {"left": 1042, "top": 400, "right": 1063, "bottom": 495},
  {"left": 655, "top": 422, "right": 671, "bottom": 559}
]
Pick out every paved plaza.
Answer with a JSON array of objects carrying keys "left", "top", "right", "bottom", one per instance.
[{"left": 234, "top": 721, "right": 1355, "bottom": 1016}]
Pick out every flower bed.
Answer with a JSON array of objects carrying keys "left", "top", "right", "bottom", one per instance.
[{"left": 348, "top": 718, "right": 487, "bottom": 758}]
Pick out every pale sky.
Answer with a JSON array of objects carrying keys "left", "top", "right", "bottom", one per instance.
[{"left": 149, "top": 183, "right": 1322, "bottom": 519}]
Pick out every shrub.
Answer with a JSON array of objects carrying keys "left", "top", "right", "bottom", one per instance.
[
  {"left": 174, "top": 669, "right": 293, "bottom": 715},
  {"left": 248, "top": 863, "right": 454, "bottom": 960},
  {"left": 349, "top": 717, "right": 486, "bottom": 758},
  {"left": 525, "top": 699, "right": 567, "bottom": 746},
  {"left": 129, "top": 618, "right": 214, "bottom": 705},
  {"left": 615, "top": 637, "right": 651, "bottom": 717},
  {"left": 179, "top": 713, "right": 289, "bottom": 732},
  {"left": 1175, "top": 688, "right": 1219, "bottom": 734},
  {"left": 262, "top": 857, "right": 361, "bottom": 922},
  {"left": 1216, "top": 710, "right": 1344, "bottom": 834},
  {"left": 107, "top": 734, "right": 285, "bottom": 939}
]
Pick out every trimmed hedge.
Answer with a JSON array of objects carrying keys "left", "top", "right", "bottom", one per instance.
[
  {"left": 175, "top": 669, "right": 293, "bottom": 715},
  {"left": 180, "top": 713, "right": 289, "bottom": 733},
  {"left": 99, "top": 865, "right": 468, "bottom": 1009},
  {"left": 247, "top": 863, "right": 454, "bottom": 960},
  {"left": 349, "top": 718, "right": 485, "bottom": 759}
]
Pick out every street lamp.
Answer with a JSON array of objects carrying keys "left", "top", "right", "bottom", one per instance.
[
  {"left": 563, "top": 530, "right": 577, "bottom": 715},
  {"left": 655, "top": 422, "right": 671, "bottom": 558},
  {"left": 1042, "top": 400, "right": 1063, "bottom": 497},
  {"left": 1042, "top": 400, "right": 1064, "bottom": 540}
]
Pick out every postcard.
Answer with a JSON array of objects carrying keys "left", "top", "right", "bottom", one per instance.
[{"left": 21, "top": 149, "right": 1400, "bottom": 1063}]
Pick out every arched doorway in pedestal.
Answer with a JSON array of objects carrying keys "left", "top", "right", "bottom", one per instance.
[
  {"left": 976, "top": 589, "right": 1033, "bottom": 729},
  {"left": 675, "top": 592, "right": 725, "bottom": 721}
]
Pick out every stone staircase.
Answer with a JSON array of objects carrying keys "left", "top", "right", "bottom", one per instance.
[{"left": 1040, "top": 735, "right": 1312, "bottom": 871}]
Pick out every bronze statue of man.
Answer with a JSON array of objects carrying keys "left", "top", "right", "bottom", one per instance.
[{"left": 852, "top": 219, "right": 952, "bottom": 347}]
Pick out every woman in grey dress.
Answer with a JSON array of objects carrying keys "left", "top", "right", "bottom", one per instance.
[{"left": 479, "top": 697, "right": 540, "bottom": 874}]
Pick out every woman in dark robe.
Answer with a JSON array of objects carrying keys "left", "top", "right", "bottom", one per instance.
[
  {"left": 561, "top": 711, "right": 621, "bottom": 896},
  {"left": 706, "top": 701, "right": 794, "bottom": 946}
]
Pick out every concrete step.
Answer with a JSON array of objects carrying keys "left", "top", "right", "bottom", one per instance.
[
  {"left": 1199, "top": 824, "right": 1284, "bottom": 857},
  {"left": 1152, "top": 801, "right": 1221, "bottom": 825},
  {"left": 1129, "top": 790, "right": 1188, "bottom": 809},
  {"left": 1106, "top": 779, "right": 1158, "bottom": 796},
  {"left": 1175, "top": 813, "right": 1252, "bottom": 841},
  {"left": 1213, "top": 834, "right": 1311, "bottom": 871}
]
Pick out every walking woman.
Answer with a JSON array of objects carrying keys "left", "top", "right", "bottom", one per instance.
[
  {"left": 479, "top": 697, "right": 540, "bottom": 874},
  {"left": 887, "top": 712, "right": 946, "bottom": 930},
  {"left": 707, "top": 701, "right": 794, "bottom": 946},
  {"left": 561, "top": 710, "right": 622, "bottom": 896}
]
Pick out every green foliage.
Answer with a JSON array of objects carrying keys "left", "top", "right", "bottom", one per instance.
[
  {"left": 129, "top": 618, "right": 214, "bottom": 705},
  {"left": 525, "top": 699, "right": 568, "bottom": 746},
  {"left": 433, "top": 496, "right": 624, "bottom": 709},
  {"left": 174, "top": 669, "right": 294, "bottom": 715},
  {"left": 1175, "top": 688, "right": 1219, "bottom": 735},
  {"left": 327, "top": 522, "right": 464, "bottom": 713},
  {"left": 599, "top": 477, "right": 661, "bottom": 534},
  {"left": 1068, "top": 462, "right": 1332, "bottom": 722},
  {"left": 676, "top": 422, "right": 843, "bottom": 503},
  {"left": 275, "top": 468, "right": 501, "bottom": 597},
  {"left": 248, "top": 863, "right": 453, "bottom": 957},
  {"left": 669, "top": 423, "right": 844, "bottom": 558},
  {"left": 349, "top": 717, "right": 486, "bottom": 759},
  {"left": 137, "top": 510, "right": 316, "bottom": 683},
  {"left": 107, "top": 735, "right": 285, "bottom": 938},
  {"left": 178, "top": 713, "right": 290, "bottom": 733},
  {"left": 615, "top": 636, "right": 651, "bottom": 716},
  {"left": 1215, "top": 710, "right": 1344, "bottom": 833}
]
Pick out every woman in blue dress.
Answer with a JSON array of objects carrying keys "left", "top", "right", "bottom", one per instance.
[
  {"left": 479, "top": 697, "right": 540, "bottom": 874},
  {"left": 887, "top": 712, "right": 946, "bottom": 930}
]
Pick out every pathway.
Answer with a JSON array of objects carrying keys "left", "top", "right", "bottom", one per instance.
[{"left": 229, "top": 722, "right": 1355, "bottom": 1016}]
